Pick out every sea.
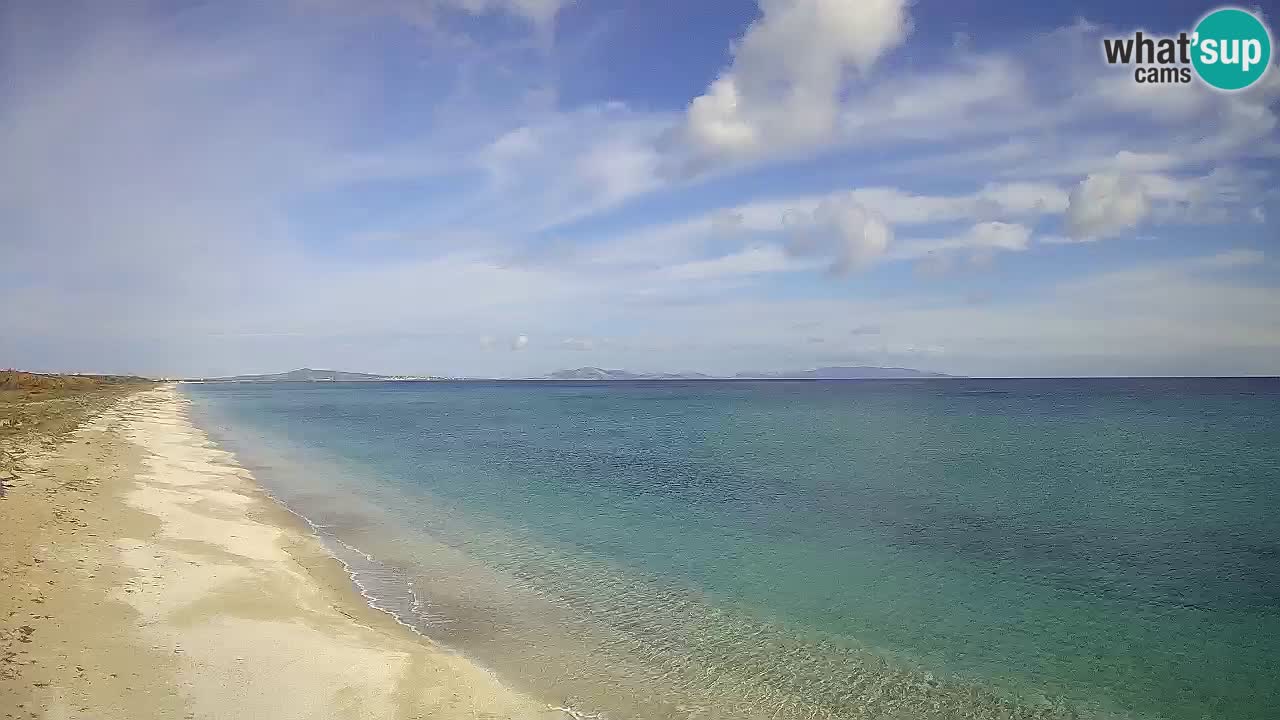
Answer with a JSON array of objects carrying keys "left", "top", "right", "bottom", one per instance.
[{"left": 182, "top": 378, "right": 1280, "bottom": 720}]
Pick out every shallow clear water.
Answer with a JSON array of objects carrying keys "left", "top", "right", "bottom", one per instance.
[{"left": 183, "top": 379, "right": 1280, "bottom": 720}]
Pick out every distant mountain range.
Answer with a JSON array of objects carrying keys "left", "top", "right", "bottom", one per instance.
[
  {"left": 544, "top": 366, "right": 955, "bottom": 380},
  {"left": 187, "top": 365, "right": 956, "bottom": 383},
  {"left": 543, "top": 367, "right": 718, "bottom": 381},
  {"left": 190, "top": 368, "right": 432, "bottom": 382},
  {"left": 735, "top": 366, "right": 955, "bottom": 379}
]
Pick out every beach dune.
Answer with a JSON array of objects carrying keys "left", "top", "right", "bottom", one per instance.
[{"left": 1, "top": 386, "right": 564, "bottom": 719}]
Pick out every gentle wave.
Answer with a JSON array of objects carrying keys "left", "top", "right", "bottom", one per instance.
[
  {"left": 270, "top": 490, "right": 1091, "bottom": 719},
  {"left": 181, "top": 379, "right": 1280, "bottom": 720}
]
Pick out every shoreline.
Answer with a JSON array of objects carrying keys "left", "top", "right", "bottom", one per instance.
[{"left": 2, "top": 385, "right": 565, "bottom": 719}]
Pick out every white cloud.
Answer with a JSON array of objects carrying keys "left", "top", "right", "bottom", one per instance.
[
  {"left": 1090, "top": 72, "right": 1211, "bottom": 120},
  {"left": 1172, "top": 65, "right": 1280, "bottom": 164},
  {"left": 967, "top": 221, "right": 1032, "bottom": 250},
  {"left": 574, "top": 138, "right": 662, "bottom": 208},
  {"left": 686, "top": 77, "right": 759, "bottom": 157},
  {"left": 890, "top": 221, "right": 1033, "bottom": 262},
  {"left": 684, "top": 0, "right": 912, "bottom": 159},
  {"left": 1065, "top": 174, "right": 1150, "bottom": 240},
  {"left": 1106, "top": 151, "right": 1180, "bottom": 173},
  {"left": 317, "top": 0, "right": 573, "bottom": 38},
  {"left": 581, "top": 181, "right": 1066, "bottom": 279},
  {"left": 664, "top": 245, "right": 799, "bottom": 281},
  {"left": 576, "top": 216, "right": 725, "bottom": 269},
  {"left": 1060, "top": 168, "right": 1267, "bottom": 241},
  {"left": 5, "top": 4, "right": 1277, "bottom": 379},
  {"left": 975, "top": 183, "right": 1070, "bottom": 217},
  {"left": 626, "top": 249, "right": 1280, "bottom": 376},
  {"left": 474, "top": 103, "right": 673, "bottom": 230},
  {"left": 841, "top": 55, "right": 1030, "bottom": 142},
  {"left": 786, "top": 198, "right": 893, "bottom": 273},
  {"left": 670, "top": 11, "right": 1279, "bottom": 215},
  {"left": 481, "top": 126, "right": 542, "bottom": 185},
  {"left": 473, "top": 0, "right": 569, "bottom": 28},
  {"left": 848, "top": 182, "right": 1067, "bottom": 224},
  {"left": 651, "top": 181, "right": 1064, "bottom": 240}
]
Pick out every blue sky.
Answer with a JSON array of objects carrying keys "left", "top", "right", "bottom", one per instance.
[{"left": 2, "top": 0, "right": 1278, "bottom": 377}]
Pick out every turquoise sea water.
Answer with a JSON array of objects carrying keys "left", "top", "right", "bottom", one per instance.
[{"left": 183, "top": 379, "right": 1280, "bottom": 720}]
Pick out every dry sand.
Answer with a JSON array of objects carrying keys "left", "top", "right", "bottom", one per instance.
[{"left": 2, "top": 385, "right": 566, "bottom": 719}]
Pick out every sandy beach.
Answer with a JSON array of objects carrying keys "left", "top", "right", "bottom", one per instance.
[{"left": 1, "top": 385, "right": 563, "bottom": 719}]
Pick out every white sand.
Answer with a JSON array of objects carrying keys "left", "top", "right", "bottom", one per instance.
[{"left": 4, "top": 386, "right": 567, "bottom": 719}]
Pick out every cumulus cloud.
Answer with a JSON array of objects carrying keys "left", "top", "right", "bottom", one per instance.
[
  {"left": 684, "top": 0, "right": 912, "bottom": 159},
  {"left": 785, "top": 198, "right": 893, "bottom": 273},
  {"left": 1052, "top": 168, "right": 1265, "bottom": 241},
  {"left": 5, "top": 3, "right": 1277, "bottom": 379},
  {"left": 586, "top": 179, "right": 1078, "bottom": 282},
  {"left": 1065, "top": 174, "right": 1150, "bottom": 241}
]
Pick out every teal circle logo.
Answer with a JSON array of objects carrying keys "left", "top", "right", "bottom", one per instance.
[{"left": 1192, "top": 7, "right": 1272, "bottom": 90}]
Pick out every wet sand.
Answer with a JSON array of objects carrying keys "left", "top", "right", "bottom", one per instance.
[{"left": 1, "top": 385, "right": 563, "bottom": 719}]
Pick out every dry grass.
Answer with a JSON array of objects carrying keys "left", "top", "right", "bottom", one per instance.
[
  {"left": 0, "top": 371, "right": 155, "bottom": 493},
  {"left": 0, "top": 369, "right": 151, "bottom": 393}
]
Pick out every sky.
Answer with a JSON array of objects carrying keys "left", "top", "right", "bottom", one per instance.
[{"left": 2, "top": 0, "right": 1278, "bottom": 378}]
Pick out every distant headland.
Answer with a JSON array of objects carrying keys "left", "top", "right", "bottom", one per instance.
[{"left": 185, "top": 366, "right": 958, "bottom": 382}]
